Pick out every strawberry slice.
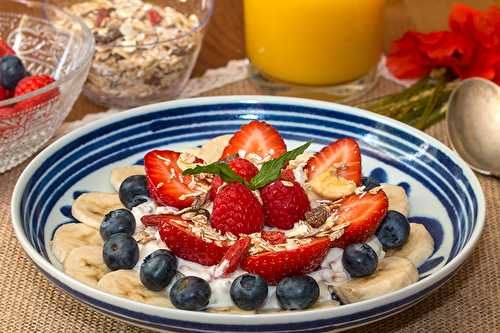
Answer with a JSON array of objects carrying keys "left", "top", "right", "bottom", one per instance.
[
  {"left": 305, "top": 138, "right": 362, "bottom": 186},
  {"left": 332, "top": 190, "right": 389, "bottom": 248},
  {"left": 156, "top": 214, "right": 229, "bottom": 266},
  {"left": 144, "top": 150, "right": 203, "bottom": 209},
  {"left": 261, "top": 231, "right": 287, "bottom": 245},
  {"left": 0, "top": 39, "right": 15, "bottom": 57},
  {"left": 241, "top": 237, "right": 331, "bottom": 284},
  {"left": 221, "top": 120, "right": 287, "bottom": 159},
  {"left": 215, "top": 238, "right": 251, "bottom": 277}
]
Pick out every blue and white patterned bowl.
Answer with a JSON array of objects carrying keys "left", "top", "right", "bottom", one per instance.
[{"left": 11, "top": 96, "right": 485, "bottom": 332}]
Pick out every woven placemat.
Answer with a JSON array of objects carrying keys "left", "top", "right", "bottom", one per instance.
[{"left": 1, "top": 78, "right": 498, "bottom": 332}]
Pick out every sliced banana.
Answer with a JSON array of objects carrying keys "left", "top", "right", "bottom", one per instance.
[
  {"left": 51, "top": 223, "right": 103, "bottom": 263},
  {"left": 381, "top": 183, "right": 410, "bottom": 217},
  {"left": 198, "top": 134, "right": 232, "bottom": 163},
  {"left": 98, "top": 270, "right": 172, "bottom": 307},
  {"left": 333, "top": 256, "right": 418, "bottom": 304},
  {"left": 110, "top": 166, "right": 146, "bottom": 192},
  {"left": 72, "top": 192, "right": 124, "bottom": 229},
  {"left": 64, "top": 245, "right": 108, "bottom": 287},
  {"left": 386, "top": 223, "right": 434, "bottom": 267},
  {"left": 310, "top": 170, "right": 356, "bottom": 200},
  {"left": 181, "top": 147, "right": 202, "bottom": 158}
]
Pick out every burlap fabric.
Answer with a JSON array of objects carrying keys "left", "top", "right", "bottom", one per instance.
[{"left": 1, "top": 78, "right": 498, "bottom": 332}]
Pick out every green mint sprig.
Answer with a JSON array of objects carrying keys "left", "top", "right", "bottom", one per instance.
[{"left": 183, "top": 141, "right": 312, "bottom": 190}]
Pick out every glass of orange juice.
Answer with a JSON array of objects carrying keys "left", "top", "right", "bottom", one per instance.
[{"left": 244, "top": 0, "right": 385, "bottom": 100}]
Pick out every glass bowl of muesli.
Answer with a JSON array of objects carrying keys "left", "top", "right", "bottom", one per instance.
[{"left": 62, "top": 0, "right": 214, "bottom": 109}]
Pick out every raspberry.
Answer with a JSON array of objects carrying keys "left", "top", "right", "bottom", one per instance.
[
  {"left": 260, "top": 180, "right": 310, "bottom": 230},
  {"left": 209, "top": 158, "right": 259, "bottom": 201},
  {"left": 14, "top": 75, "right": 58, "bottom": 111},
  {"left": 211, "top": 182, "right": 264, "bottom": 235},
  {"left": 228, "top": 158, "right": 259, "bottom": 181}
]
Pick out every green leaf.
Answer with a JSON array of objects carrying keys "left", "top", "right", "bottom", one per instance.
[
  {"left": 250, "top": 141, "right": 312, "bottom": 189},
  {"left": 182, "top": 162, "right": 249, "bottom": 187}
]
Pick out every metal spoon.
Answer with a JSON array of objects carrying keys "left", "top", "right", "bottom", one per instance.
[{"left": 447, "top": 78, "right": 500, "bottom": 177}]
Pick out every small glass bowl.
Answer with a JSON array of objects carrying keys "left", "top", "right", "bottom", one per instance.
[
  {"left": 0, "top": 0, "right": 94, "bottom": 173},
  {"left": 65, "top": 0, "right": 214, "bottom": 109}
]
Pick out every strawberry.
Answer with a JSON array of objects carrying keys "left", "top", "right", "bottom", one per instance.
[
  {"left": 144, "top": 150, "right": 204, "bottom": 208},
  {"left": 14, "top": 75, "right": 59, "bottom": 111},
  {"left": 279, "top": 168, "right": 296, "bottom": 182},
  {"left": 215, "top": 238, "right": 250, "bottom": 277},
  {"left": 332, "top": 190, "right": 389, "bottom": 248},
  {"left": 209, "top": 158, "right": 259, "bottom": 201},
  {"left": 0, "top": 87, "right": 13, "bottom": 101},
  {"left": 147, "top": 9, "right": 163, "bottom": 25},
  {"left": 156, "top": 214, "right": 229, "bottom": 266},
  {"left": 261, "top": 231, "right": 287, "bottom": 245},
  {"left": 305, "top": 138, "right": 362, "bottom": 186},
  {"left": 221, "top": 120, "right": 287, "bottom": 160},
  {"left": 0, "top": 39, "right": 15, "bottom": 57},
  {"left": 211, "top": 182, "right": 264, "bottom": 235},
  {"left": 241, "top": 237, "right": 331, "bottom": 284},
  {"left": 260, "top": 180, "right": 310, "bottom": 230}
]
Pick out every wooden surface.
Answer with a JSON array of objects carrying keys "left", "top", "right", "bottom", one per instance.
[{"left": 67, "top": 0, "right": 498, "bottom": 122}]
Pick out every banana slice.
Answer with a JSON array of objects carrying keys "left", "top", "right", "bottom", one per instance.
[
  {"left": 310, "top": 170, "right": 356, "bottom": 200},
  {"left": 198, "top": 134, "right": 232, "bottom": 163},
  {"left": 72, "top": 192, "right": 124, "bottom": 229},
  {"left": 110, "top": 166, "right": 146, "bottom": 192},
  {"left": 51, "top": 223, "right": 103, "bottom": 263},
  {"left": 333, "top": 256, "right": 418, "bottom": 304},
  {"left": 98, "top": 270, "right": 172, "bottom": 307},
  {"left": 386, "top": 223, "right": 434, "bottom": 267},
  {"left": 381, "top": 184, "right": 410, "bottom": 217},
  {"left": 181, "top": 147, "right": 203, "bottom": 158},
  {"left": 64, "top": 245, "right": 108, "bottom": 287}
]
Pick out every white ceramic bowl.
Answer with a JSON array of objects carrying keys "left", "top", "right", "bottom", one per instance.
[{"left": 11, "top": 96, "right": 485, "bottom": 332}]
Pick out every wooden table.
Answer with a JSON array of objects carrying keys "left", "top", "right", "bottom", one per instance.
[{"left": 66, "top": 0, "right": 497, "bottom": 122}]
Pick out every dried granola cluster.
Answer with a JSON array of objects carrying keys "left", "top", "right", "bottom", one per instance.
[{"left": 68, "top": 0, "right": 202, "bottom": 107}]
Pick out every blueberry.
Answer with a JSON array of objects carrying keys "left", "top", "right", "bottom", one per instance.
[
  {"left": 276, "top": 275, "right": 319, "bottom": 310},
  {"left": 361, "top": 176, "right": 381, "bottom": 191},
  {"left": 230, "top": 274, "right": 268, "bottom": 310},
  {"left": 140, "top": 249, "right": 178, "bottom": 291},
  {"left": 0, "top": 56, "right": 27, "bottom": 89},
  {"left": 119, "top": 175, "right": 149, "bottom": 209},
  {"left": 170, "top": 276, "right": 211, "bottom": 311},
  {"left": 330, "top": 290, "right": 343, "bottom": 304},
  {"left": 100, "top": 208, "right": 136, "bottom": 240},
  {"left": 342, "top": 243, "right": 378, "bottom": 278},
  {"left": 376, "top": 210, "right": 411, "bottom": 249},
  {"left": 102, "top": 233, "right": 139, "bottom": 271}
]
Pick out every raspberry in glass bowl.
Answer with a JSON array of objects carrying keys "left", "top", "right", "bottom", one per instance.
[{"left": 0, "top": 0, "right": 94, "bottom": 173}]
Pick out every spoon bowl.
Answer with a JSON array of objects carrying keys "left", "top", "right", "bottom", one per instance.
[{"left": 447, "top": 78, "right": 500, "bottom": 177}]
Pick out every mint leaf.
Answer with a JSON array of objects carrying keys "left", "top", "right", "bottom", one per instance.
[
  {"left": 182, "top": 162, "right": 250, "bottom": 187},
  {"left": 250, "top": 141, "right": 312, "bottom": 189},
  {"left": 182, "top": 141, "right": 312, "bottom": 191}
]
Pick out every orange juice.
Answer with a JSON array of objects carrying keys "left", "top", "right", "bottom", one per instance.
[{"left": 244, "top": 0, "right": 385, "bottom": 86}]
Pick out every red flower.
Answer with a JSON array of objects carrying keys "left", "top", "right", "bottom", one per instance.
[
  {"left": 387, "top": 3, "right": 500, "bottom": 82},
  {"left": 387, "top": 32, "right": 433, "bottom": 79}
]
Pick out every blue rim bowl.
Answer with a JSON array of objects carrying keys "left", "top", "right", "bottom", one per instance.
[{"left": 11, "top": 96, "right": 485, "bottom": 332}]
